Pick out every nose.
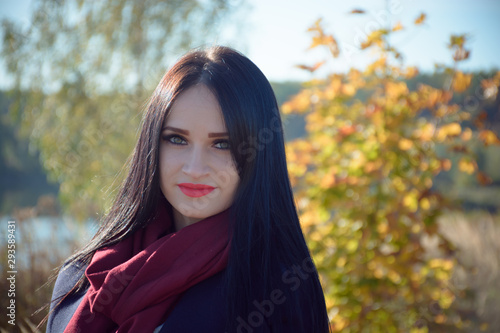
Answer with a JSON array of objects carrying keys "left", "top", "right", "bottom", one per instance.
[{"left": 182, "top": 146, "right": 209, "bottom": 179}]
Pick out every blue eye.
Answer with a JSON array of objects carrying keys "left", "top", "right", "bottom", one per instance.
[
  {"left": 163, "top": 135, "right": 187, "bottom": 145},
  {"left": 214, "top": 140, "right": 230, "bottom": 149}
]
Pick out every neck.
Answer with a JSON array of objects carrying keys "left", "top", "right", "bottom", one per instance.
[{"left": 172, "top": 209, "right": 202, "bottom": 231}]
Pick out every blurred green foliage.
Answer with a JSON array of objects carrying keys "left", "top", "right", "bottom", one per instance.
[
  {"left": 1, "top": 0, "right": 239, "bottom": 218},
  {"left": 0, "top": 92, "right": 58, "bottom": 213}
]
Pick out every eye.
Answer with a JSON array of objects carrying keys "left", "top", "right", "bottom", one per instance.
[
  {"left": 214, "top": 140, "right": 230, "bottom": 150},
  {"left": 163, "top": 134, "right": 187, "bottom": 145}
]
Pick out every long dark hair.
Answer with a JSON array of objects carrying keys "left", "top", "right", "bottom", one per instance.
[{"left": 55, "top": 46, "right": 330, "bottom": 332}]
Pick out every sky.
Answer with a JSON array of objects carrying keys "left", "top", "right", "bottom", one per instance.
[
  {"left": 238, "top": 0, "right": 500, "bottom": 81},
  {"left": 1, "top": 0, "right": 499, "bottom": 83}
]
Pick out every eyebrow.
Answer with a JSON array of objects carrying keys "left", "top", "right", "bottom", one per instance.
[{"left": 162, "top": 126, "right": 228, "bottom": 138}]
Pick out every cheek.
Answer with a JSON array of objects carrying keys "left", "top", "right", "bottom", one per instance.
[
  {"left": 159, "top": 149, "right": 177, "bottom": 186},
  {"left": 160, "top": 147, "right": 182, "bottom": 170},
  {"left": 227, "top": 162, "right": 240, "bottom": 191}
]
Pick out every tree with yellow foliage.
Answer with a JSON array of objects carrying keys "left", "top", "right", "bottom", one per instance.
[{"left": 284, "top": 15, "right": 500, "bottom": 333}]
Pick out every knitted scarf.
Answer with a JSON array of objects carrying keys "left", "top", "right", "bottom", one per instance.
[{"left": 64, "top": 204, "right": 231, "bottom": 332}]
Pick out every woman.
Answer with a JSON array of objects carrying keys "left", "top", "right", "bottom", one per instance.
[{"left": 47, "top": 46, "right": 330, "bottom": 332}]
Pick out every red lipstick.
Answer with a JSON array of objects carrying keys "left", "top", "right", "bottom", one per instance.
[{"left": 178, "top": 183, "right": 216, "bottom": 198}]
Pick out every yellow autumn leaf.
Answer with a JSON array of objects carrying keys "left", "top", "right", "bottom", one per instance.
[
  {"left": 347, "top": 68, "right": 366, "bottom": 88},
  {"left": 350, "top": 8, "right": 366, "bottom": 14},
  {"left": 345, "top": 239, "right": 359, "bottom": 253},
  {"left": 332, "top": 316, "right": 348, "bottom": 331},
  {"left": 306, "top": 112, "right": 334, "bottom": 132},
  {"left": 361, "top": 30, "right": 384, "bottom": 50},
  {"left": 428, "top": 258, "right": 454, "bottom": 270},
  {"left": 405, "top": 66, "right": 419, "bottom": 79},
  {"left": 377, "top": 221, "right": 389, "bottom": 234},
  {"left": 309, "top": 36, "right": 324, "bottom": 49},
  {"left": 387, "top": 270, "right": 401, "bottom": 283},
  {"left": 403, "top": 190, "right": 419, "bottom": 212},
  {"left": 320, "top": 172, "right": 336, "bottom": 189},
  {"left": 434, "top": 314, "right": 446, "bottom": 324},
  {"left": 420, "top": 198, "right": 430, "bottom": 210},
  {"left": 439, "top": 289, "right": 455, "bottom": 309},
  {"left": 494, "top": 70, "right": 500, "bottom": 82},
  {"left": 436, "top": 123, "right": 461, "bottom": 141},
  {"left": 310, "top": 35, "right": 338, "bottom": 51},
  {"left": 392, "top": 22, "right": 403, "bottom": 32},
  {"left": 393, "top": 177, "right": 406, "bottom": 192},
  {"left": 448, "top": 34, "right": 467, "bottom": 48},
  {"left": 398, "top": 138, "right": 413, "bottom": 151},
  {"left": 414, "top": 13, "right": 426, "bottom": 25},
  {"left": 307, "top": 18, "right": 322, "bottom": 31},
  {"left": 458, "top": 157, "right": 477, "bottom": 174},
  {"left": 479, "top": 129, "right": 500, "bottom": 146},
  {"left": 452, "top": 71, "right": 472, "bottom": 93},
  {"left": 296, "top": 61, "right": 325, "bottom": 73},
  {"left": 282, "top": 90, "right": 313, "bottom": 114},
  {"left": 323, "top": 76, "right": 342, "bottom": 99},
  {"left": 307, "top": 19, "right": 340, "bottom": 57},
  {"left": 426, "top": 89, "right": 440, "bottom": 109},
  {"left": 441, "top": 159, "right": 452, "bottom": 171},
  {"left": 413, "top": 123, "right": 435, "bottom": 141},
  {"left": 341, "top": 83, "right": 356, "bottom": 96},
  {"left": 365, "top": 56, "right": 387, "bottom": 75},
  {"left": 300, "top": 210, "right": 318, "bottom": 228},
  {"left": 385, "top": 81, "right": 409, "bottom": 99},
  {"left": 336, "top": 257, "right": 347, "bottom": 268},
  {"left": 461, "top": 127, "right": 472, "bottom": 141}
]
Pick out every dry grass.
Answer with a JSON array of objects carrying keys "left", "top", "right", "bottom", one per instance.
[
  {"left": 0, "top": 196, "right": 93, "bottom": 332},
  {"left": 439, "top": 211, "right": 500, "bottom": 332}
]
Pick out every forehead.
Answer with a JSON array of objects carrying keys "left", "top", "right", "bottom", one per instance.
[{"left": 163, "top": 84, "right": 226, "bottom": 130}]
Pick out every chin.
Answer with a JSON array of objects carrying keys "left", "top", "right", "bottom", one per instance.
[
  {"left": 186, "top": 211, "right": 212, "bottom": 219},
  {"left": 175, "top": 204, "right": 219, "bottom": 219}
]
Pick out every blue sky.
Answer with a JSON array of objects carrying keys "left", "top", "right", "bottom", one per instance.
[
  {"left": 236, "top": 0, "right": 500, "bottom": 81},
  {"left": 1, "top": 0, "right": 499, "bottom": 83}
]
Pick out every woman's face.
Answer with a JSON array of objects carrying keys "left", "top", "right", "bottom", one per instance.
[{"left": 159, "top": 84, "right": 240, "bottom": 229}]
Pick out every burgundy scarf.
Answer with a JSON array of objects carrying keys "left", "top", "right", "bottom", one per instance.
[{"left": 64, "top": 204, "right": 231, "bottom": 333}]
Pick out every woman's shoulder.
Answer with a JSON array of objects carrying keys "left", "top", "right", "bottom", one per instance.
[
  {"left": 46, "top": 262, "right": 87, "bottom": 333},
  {"left": 159, "top": 269, "right": 229, "bottom": 333},
  {"left": 51, "top": 262, "right": 86, "bottom": 299}
]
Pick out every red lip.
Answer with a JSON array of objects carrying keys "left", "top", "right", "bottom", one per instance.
[{"left": 178, "top": 183, "right": 216, "bottom": 198}]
